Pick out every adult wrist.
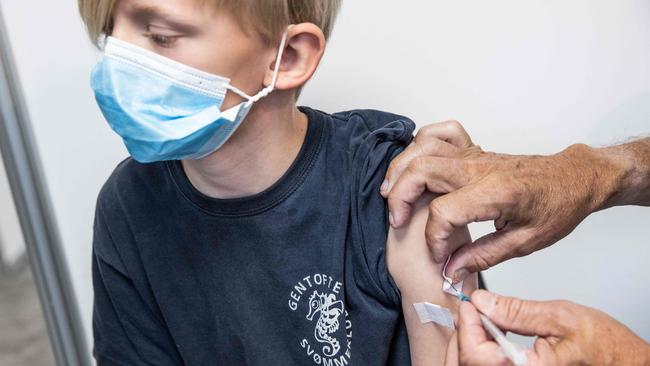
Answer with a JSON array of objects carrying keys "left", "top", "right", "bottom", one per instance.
[
  {"left": 620, "top": 336, "right": 650, "bottom": 365},
  {"left": 595, "top": 139, "right": 650, "bottom": 208}
]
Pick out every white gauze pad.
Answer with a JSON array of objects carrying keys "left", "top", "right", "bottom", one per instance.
[
  {"left": 442, "top": 256, "right": 464, "bottom": 296},
  {"left": 413, "top": 302, "right": 455, "bottom": 329}
]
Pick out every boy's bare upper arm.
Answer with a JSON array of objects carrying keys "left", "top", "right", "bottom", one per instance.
[{"left": 386, "top": 193, "right": 478, "bottom": 366}]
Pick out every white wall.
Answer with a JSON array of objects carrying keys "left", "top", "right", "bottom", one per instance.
[{"left": 0, "top": 0, "right": 648, "bottom": 356}]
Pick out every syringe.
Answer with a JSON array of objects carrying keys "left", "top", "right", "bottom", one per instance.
[
  {"left": 477, "top": 311, "right": 528, "bottom": 366},
  {"left": 449, "top": 282, "right": 528, "bottom": 366}
]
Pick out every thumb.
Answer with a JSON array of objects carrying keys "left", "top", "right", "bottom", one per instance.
[
  {"left": 445, "top": 227, "right": 533, "bottom": 282},
  {"left": 471, "top": 290, "right": 564, "bottom": 338}
]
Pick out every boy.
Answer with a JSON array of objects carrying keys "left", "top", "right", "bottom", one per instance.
[{"left": 80, "top": 0, "right": 478, "bottom": 364}]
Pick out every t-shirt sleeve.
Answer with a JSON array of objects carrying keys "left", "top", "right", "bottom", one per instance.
[
  {"left": 92, "top": 202, "right": 183, "bottom": 366},
  {"left": 346, "top": 110, "right": 415, "bottom": 308}
]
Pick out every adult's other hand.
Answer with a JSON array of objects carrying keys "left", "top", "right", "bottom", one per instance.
[{"left": 456, "top": 290, "right": 650, "bottom": 365}]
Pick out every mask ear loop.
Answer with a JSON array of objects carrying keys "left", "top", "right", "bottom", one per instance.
[{"left": 226, "top": 28, "right": 290, "bottom": 105}]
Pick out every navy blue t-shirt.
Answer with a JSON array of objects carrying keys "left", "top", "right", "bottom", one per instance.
[{"left": 92, "top": 107, "right": 416, "bottom": 365}]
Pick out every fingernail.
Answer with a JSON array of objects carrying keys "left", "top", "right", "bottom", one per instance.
[
  {"left": 389, "top": 212, "right": 395, "bottom": 227},
  {"left": 473, "top": 290, "right": 497, "bottom": 316},
  {"left": 452, "top": 268, "right": 469, "bottom": 283},
  {"left": 380, "top": 179, "right": 388, "bottom": 193}
]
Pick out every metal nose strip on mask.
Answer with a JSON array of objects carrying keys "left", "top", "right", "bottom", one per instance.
[{"left": 103, "top": 36, "right": 229, "bottom": 99}]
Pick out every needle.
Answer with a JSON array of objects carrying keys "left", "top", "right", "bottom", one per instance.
[{"left": 448, "top": 281, "right": 528, "bottom": 366}]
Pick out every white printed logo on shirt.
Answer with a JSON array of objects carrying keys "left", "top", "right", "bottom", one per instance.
[{"left": 288, "top": 274, "right": 352, "bottom": 365}]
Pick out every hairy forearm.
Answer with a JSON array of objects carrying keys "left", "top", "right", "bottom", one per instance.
[
  {"left": 594, "top": 137, "right": 650, "bottom": 209},
  {"left": 561, "top": 137, "right": 650, "bottom": 215}
]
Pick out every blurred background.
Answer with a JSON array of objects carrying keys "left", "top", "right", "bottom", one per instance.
[{"left": 0, "top": 0, "right": 648, "bottom": 365}]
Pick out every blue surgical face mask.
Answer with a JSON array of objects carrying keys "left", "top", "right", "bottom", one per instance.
[{"left": 90, "top": 31, "right": 288, "bottom": 163}]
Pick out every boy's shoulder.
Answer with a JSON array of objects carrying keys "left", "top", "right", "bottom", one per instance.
[
  {"left": 330, "top": 108, "right": 415, "bottom": 131},
  {"left": 303, "top": 107, "right": 416, "bottom": 153},
  {"left": 308, "top": 108, "right": 416, "bottom": 307},
  {"left": 310, "top": 107, "right": 415, "bottom": 136}
]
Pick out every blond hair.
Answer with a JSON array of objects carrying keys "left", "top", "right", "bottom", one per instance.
[{"left": 78, "top": 0, "right": 341, "bottom": 47}]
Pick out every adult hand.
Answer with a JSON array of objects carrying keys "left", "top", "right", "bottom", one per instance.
[
  {"left": 456, "top": 290, "right": 650, "bottom": 365},
  {"left": 381, "top": 120, "right": 650, "bottom": 282}
]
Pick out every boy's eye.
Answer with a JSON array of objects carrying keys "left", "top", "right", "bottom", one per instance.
[
  {"left": 147, "top": 33, "right": 179, "bottom": 48},
  {"left": 143, "top": 24, "right": 182, "bottom": 48}
]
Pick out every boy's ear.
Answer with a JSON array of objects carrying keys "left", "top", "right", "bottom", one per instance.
[{"left": 265, "top": 23, "right": 326, "bottom": 91}]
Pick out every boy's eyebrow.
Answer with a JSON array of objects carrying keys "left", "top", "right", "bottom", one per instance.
[{"left": 128, "top": 3, "right": 200, "bottom": 33}]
